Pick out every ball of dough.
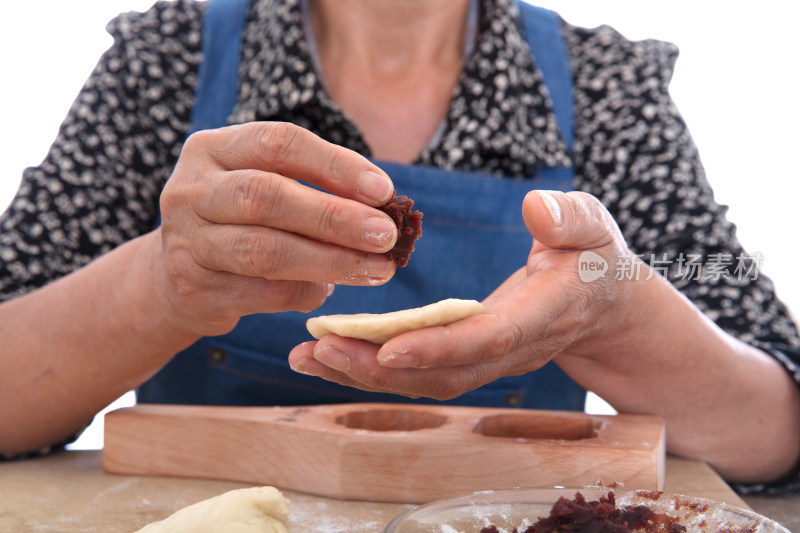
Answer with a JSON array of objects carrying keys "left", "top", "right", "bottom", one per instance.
[
  {"left": 306, "top": 298, "right": 486, "bottom": 345},
  {"left": 136, "top": 486, "right": 290, "bottom": 533}
]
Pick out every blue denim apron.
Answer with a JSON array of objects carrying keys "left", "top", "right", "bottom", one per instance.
[{"left": 137, "top": 0, "right": 585, "bottom": 410}]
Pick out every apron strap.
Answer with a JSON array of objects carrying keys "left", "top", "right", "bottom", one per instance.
[
  {"left": 189, "top": 0, "right": 251, "bottom": 134},
  {"left": 517, "top": 2, "right": 574, "bottom": 154}
]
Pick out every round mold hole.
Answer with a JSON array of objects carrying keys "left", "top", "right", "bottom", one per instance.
[
  {"left": 335, "top": 409, "right": 448, "bottom": 432},
  {"left": 472, "top": 413, "right": 599, "bottom": 441}
]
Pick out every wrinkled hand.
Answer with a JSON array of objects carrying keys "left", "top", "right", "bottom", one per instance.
[
  {"left": 154, "top": 122, "right": 399, "bottom": 337},
  {"left": 288, "top": 190, "right": 638, "bottom": 399}
]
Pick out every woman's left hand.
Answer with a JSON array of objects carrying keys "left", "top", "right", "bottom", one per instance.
[
  {"left": 289, "top": 190, "right": 800, "bottom": 485},
  {"left": 288, "top": 190, "right": 638, "bottom": 399}
]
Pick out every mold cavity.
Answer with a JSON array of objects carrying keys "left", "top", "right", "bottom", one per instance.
[
  {"left": 335, "top": 409, "right": 448, "bottom": 432},
  {"left": 473, "top": 414, "right": 599, "bottom": 441}
]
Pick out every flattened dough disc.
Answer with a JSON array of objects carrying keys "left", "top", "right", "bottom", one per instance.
[{"left": 306, "top": 298, "right": 486, "bottom": 345}]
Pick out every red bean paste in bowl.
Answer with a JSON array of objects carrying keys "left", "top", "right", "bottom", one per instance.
[{"left": 480, "top": 491, "right": 686, "bottom": 533}]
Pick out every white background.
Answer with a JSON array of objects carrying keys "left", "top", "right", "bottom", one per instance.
[{"left": 1, "top": 1, "right": 798, "bottom": 448}]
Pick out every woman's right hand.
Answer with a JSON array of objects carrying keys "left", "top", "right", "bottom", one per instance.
[{"left": 155, "top": 121, "right": 398, "bottom": 337}]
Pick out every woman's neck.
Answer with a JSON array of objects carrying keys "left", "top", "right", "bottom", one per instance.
[
  {"left": 310, "top": 0, "right": 470, "bottom": 80},
  {"left": 308, "top": 0, "right": 473, "bottom": 163}
]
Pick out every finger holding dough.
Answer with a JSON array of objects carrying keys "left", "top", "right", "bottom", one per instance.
[{"left": 306, "top": 298, "right": 486, "bottom": 345}]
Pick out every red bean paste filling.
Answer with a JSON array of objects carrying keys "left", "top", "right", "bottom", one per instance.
[
  {"left": 378, "top": 194, "right": 423, "bottom": 267},
  {"left": 480, "top": 491, "right": 686, "bottom": 533}
]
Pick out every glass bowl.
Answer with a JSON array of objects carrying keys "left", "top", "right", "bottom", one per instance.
[{"left": 383, "top": 486, "right": 789, "bottom": 532}]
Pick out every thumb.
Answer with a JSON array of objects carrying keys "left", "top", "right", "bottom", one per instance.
[{"left": 522, "top": 190, "right": 621, "bottom": 251}]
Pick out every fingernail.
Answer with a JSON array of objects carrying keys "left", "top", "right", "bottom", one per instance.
[
  {"left": 362, "top": 217, "right": 397, "bottom": 249},
  {"left": 357, "top": 170, "right": 394, "bottom": 204},
  {"left": 538, "top": 190, "right": 563, "bottom": 227},
  {"left": 314, "top": 346, "right": 350, "bottom": 372},
  {"left": 363, "top": 254, "right": 395, "bottom": 283},
  {"left": 325, "top": 283, "right": 335, "bottom": 297},
  {"left": 290, "top": 358, "right": 316, "bottom": 375},
  {"left": 379, "top": 351, "right": 419, "bottom": 369}
]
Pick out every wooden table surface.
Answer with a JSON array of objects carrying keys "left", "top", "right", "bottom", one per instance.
[{"left": 0, "top": 450, "right": 796, "bottom": 532}]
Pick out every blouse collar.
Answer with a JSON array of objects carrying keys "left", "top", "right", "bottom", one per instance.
[{"left": 230, "top": 0, "right": 571, "bottom": 177}]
